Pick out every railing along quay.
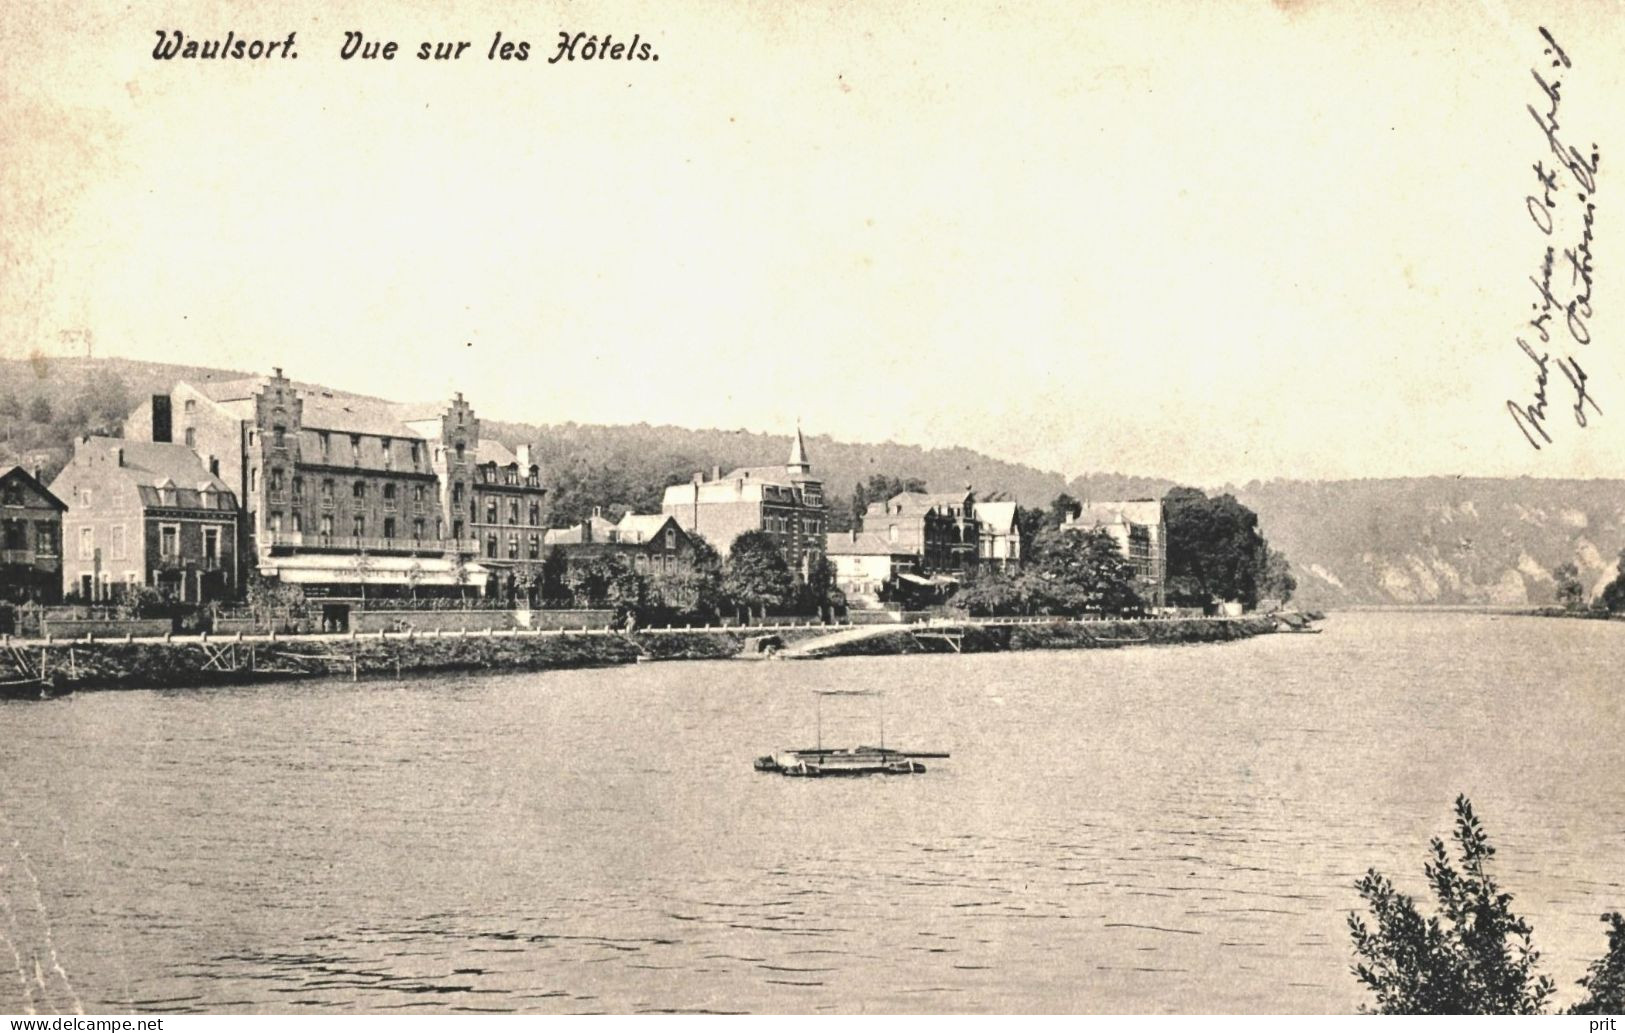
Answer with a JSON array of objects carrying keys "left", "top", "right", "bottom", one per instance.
[{"left": 0, "top": 613, "right": 1257, "bottom": 650}]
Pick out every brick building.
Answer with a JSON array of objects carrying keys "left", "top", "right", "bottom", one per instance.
[
  {"left": 127, "top": 370, "right": 547, "bottom": 598},
  {"left": 861, "top": 488, "right": 981, "bottom": 579},
  {"left": 543, "top": 510, "right": 697, "bottom": 575},
  {"left": 49, "top": 438, "right": 240, "bottom": 603},
  {"left": 1061, "top": 498, "right": 1167, "bottom": 608},
  {"left": 661, "top": 428, "right": 826, "bottom": 577}
]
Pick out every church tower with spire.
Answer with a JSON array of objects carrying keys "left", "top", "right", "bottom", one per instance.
[
  {"left": 786, "top": 424, "right": 821, "bottom": 508},
  {"left": 787, "top": 424, "right": 811, "bottom": 479}
]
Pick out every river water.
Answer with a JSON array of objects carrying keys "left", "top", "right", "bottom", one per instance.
[{"left": 2, "top": 612, "right": 1622, "bottom": 1014}]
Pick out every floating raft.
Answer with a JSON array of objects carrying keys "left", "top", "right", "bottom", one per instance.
[{"left": 754, "top": 746, "right": 946, "bottom": 777}]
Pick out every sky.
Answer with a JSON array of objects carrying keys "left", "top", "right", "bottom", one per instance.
[{"left": 2, "top": 0, "right": 1621, "bottom": 485}]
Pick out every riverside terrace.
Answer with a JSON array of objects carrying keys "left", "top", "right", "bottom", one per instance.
[{"left": 0, "top": 613, "right": 1285, "bottom": 695}]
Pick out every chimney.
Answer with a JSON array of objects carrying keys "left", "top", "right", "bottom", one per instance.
[
  {"left": 151, "top": 394, "right": 172, "bottom": 442},
  {"left": 516, "top": 444, "right": 532, "bottom": 470},
  {"left": 32, "top": 463, "right": 42, "bottom": 482},
  {"left": 582, "top": 518, "right": 592, "bottom": 544},
  {"left": 592, "top": 505, "right": 602, "bottom": 519},
  {"left": 115, "top": 446, "right": 124, "bottom": 467},
  {"left": 692, "top": 471, "right": 703, "bottom": 485},
  {"left": 711, "top": 465, "right": 721, "bottom": 481},
  {"left": 272, "top": 366, "right": 283, "bottom": 378},
  {"left": 849, "top": 528, "right": 857, "bottom": 542}
]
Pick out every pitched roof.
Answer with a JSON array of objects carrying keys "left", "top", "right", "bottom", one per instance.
[
  {"left": 870, "top": 490, "right": 975, "bottom": 517},
  {"left": 66, "top": 438, "right": 238, "bottom": 511},
  {"left": 83, "top": 438, "right": 232, "bottom": 492},
  {"left": 300, "top": 394, "right": 420, "bottom": 439},
  {"left": 0, "top": 465, "right": 67, "bottom": 510},
  {"left": 977, "top": 501, "right": 1018, "bottom": 534},
  {"left": 190, "top": 375, "right": 438, "bottom": 439},
  {"left": 475, "top": 439, "right": 529, "bottom": 467},
  {"left": 825, "top": 530, "right": 910, "bottom": 556},
  {"left": 1069, "top": 499, "right": 1163, "bottom": 529},
  {"left": 542, "top": 514, "right": 619, "bottom": 546},
  {"left": 190, "top": 377, "right": 265, "bottom": 403},
  {"left": 722, "top": 465, "right": 795, "bottom": 485},
  {"left": 614, "top": 513, "right": 677, "bottom": 543}
]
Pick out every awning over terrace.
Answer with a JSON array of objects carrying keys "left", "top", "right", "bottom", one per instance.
[{"left": 258, "top": 554, "right": 491, "bottom": 589}]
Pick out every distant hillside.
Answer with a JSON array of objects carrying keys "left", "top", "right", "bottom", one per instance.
[
  {"left": 481, "top": 418, "right": 1070, "bottom": 527},
  {"left": 1233, "top": 477, "right": 1625, "bottom": 609},
  {"left": 6, "top": 356, "right": 1621, "bottom": 607},
  {"left": 0, "top": 355, "right": 258, "bottom": 479}
]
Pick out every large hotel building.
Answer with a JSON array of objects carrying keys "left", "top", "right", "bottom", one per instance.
[{"left": 125, "top": 369, "right": 548, "bottom": 597}]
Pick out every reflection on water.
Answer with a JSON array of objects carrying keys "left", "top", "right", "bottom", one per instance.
[{"left": 1, "top": 612, "right": 1621, "bottom": 1013}]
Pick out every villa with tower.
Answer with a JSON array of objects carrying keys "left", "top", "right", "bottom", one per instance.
[{"left": 661, "top": 428, "right": 827, "bottom": 578}]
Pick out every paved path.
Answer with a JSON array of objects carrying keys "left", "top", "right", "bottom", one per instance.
[{"left": 777, "top": 623, "right": 915, "bottom": 658}]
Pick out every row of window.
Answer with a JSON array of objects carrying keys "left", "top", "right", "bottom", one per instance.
[
  {"left": 265, "top": 511, "right": 435, "bottom": 542},
  {"left": 1, "top": 519, "right": 57, "bottom": 555},
  {"left": 244, "top": 421, "right": 447, "bottom": 473},
  {"left": 485, "top": 533, "right": 544, "bottom": 561},
  {"left": 472, "top": 496, "right": 544, "bottom": 527},
  {"left": 71, "top": 523, "right": 222, "bottom": 562},
  {"left": 474, "top": 465, "right": 542, "bottom": 487},
  {"left": 252, "top": 470, "right": 436, "bottom": 508},
  {"left": 764, "top": 515, "right": 823, "bottom": 536}
]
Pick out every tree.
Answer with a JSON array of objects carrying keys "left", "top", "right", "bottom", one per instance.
[
  {"left": 949, "top": 571, "right": 1028, "bottom": 617},
  {"left": 1015, "top": 504, "right": 1050, "bottom": 548},
  {"left": 0, "top": 388, "right": 19, "bottom": 440},
  {"left": 1163, "top": 486, "right": 1268, "bottom": 610},
  {"left": 723, "top": 530, "right": 795, "bottom": 621},
  {"left": 1022, "top": 527, "right": 1142, "bottom": 616},
  {"left": 245, "top": 572, "right": 304, "bottom": 626},
  {"left": 1552, "top": 561, "right": 1585, "bottom": 609},
  {"left": 647, "top": 534, "right": 726, "bottom": 621},
  {"left": 84, "top": 376, "right": 131, "bottom": 436},
  {"left": 1570, "top": 912, "right": 1625, "bottom": 1014},
  {"left": 801, "top": 555, "right": 845, "bottom": 622},
  {"left": 27, "top": 395, "right": 52, "bottom": 425},
  {"left": 1348, "top": 795, "right": 1555, "bottom": 1014},
  {"left": 118, "top": 585, "right": 167, "bottom": 620},
  {"left": 1257, "top": 546, "right": 1297, "bottom": 605},
  {"left": 1601, "top": 549, "right": 1625, "bottom": 614},
  {"left": 540, "top": 546, "right": 570, "bottom": 607}
]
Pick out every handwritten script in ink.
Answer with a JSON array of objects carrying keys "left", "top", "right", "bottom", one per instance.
[{"left": 1507, "top": 27, "right": 1602, "bottom": 451}]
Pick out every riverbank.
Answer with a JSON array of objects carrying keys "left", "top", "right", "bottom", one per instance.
[{"left": 1, "top": 616, "right": 1283, "bottom": 694}]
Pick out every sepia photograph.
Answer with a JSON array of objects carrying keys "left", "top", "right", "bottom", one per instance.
[{"left": 2, "top": 0, "right": 1622, "bottom": 1020}]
